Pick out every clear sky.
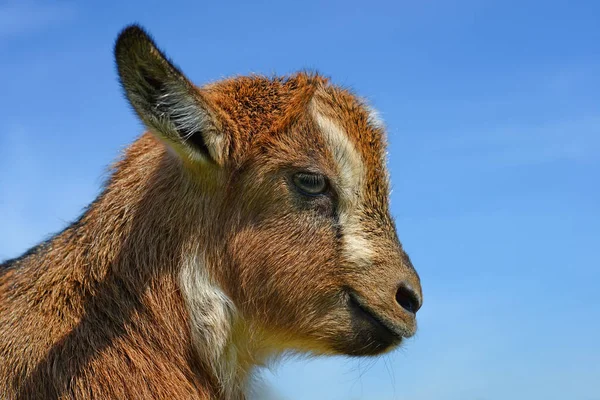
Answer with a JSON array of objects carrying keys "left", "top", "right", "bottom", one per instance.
[{"left": 1, "top": 1, "right": 599, "bottom": 399}]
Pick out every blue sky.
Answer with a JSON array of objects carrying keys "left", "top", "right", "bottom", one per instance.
[{"left": 1, "top": 0, "right": 599, "bottom": 399}]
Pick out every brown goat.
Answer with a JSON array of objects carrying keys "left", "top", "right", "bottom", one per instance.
[{"left": 0, "top": 25, "right": 422, "bottom": 399}]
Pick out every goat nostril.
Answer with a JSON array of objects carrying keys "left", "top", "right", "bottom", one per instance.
[{"left": 395, "top": 283, "right": 421, "bottom": 314}]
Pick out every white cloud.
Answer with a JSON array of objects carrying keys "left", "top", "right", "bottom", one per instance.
[
  {"left": 0, "top": 0, "right": 76, "bottom": 38},
  {"left": 0, "top": 124, "right": 97, "bottom": 260}
]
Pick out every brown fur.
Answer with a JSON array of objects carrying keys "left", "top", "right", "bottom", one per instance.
[{"left": 0, "top": 25, "right": 421, "bottom": 399}]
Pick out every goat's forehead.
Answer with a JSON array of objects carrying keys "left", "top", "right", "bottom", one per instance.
[
  {"left": 206, "top": 75, "right": 389, "bottom": 189},
  {"left": 309, "top": 85, "right": 387, "bottom": 167}
]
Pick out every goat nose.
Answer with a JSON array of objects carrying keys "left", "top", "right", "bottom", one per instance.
[{"left": 395, "top": 282, "right": 422, "bottom": 314}]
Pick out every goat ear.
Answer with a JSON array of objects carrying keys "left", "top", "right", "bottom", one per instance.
[{"left": 114, "top": 25, "right": 226, "bottom": 164}]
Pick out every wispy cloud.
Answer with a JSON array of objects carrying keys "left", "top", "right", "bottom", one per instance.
[
  {"left": 488, "top": 117, "right": 600, "bottom": 166},
  {"left": 0, "top": 0, "right": 76, "bottom": 38},
  {"left": 420, "top": 115, "right": 600, "bottom": 168}
]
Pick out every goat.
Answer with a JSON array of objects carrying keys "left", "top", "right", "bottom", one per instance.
[{"left": 0, "top": 25, "right": 422, "bottom": 399}]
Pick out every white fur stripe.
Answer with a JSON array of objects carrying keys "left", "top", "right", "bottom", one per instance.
[
  {"left": 311, "top": 108, "right": 363, "bottom": 209},
  {"left": 310, "top": 100, "right": 372, "bottom": 267}
]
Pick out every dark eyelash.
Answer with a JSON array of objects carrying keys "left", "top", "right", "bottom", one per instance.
[{"left": 292, "top": 172, "right": 328, "bottom": 196}]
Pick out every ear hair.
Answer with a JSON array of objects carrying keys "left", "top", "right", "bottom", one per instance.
[{"left": 114, "top": 24, "right": 227, "bottom": 164}]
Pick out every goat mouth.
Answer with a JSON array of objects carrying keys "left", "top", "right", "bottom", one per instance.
[{"left": 347, "top": 291, "right": 404, "bottom": 342}]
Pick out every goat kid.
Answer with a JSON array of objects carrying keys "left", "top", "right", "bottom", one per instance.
[{"left": 0, "top": 25, "right": 422, "bottom": 400}]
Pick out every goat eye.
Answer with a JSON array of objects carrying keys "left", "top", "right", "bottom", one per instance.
[{"left": 292, "top": 172, "right": 328, "bottom": 196}]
